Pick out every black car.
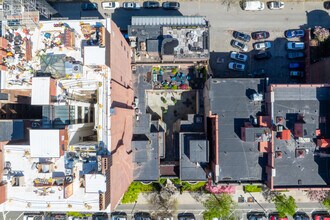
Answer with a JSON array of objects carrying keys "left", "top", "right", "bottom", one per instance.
[
  {"left": 178, "top": 213, "right": 195, "bottom": 220},
  {"left": 233, "top": 31, "right": 251, "bottom": 42},
  {"left": 288, "top": 52, "right": 305, "bottom": 59},
  {"left": 254, "top": 51, "right": 272, "bottom": 60},
  {"left": 143, "top": 1, "right": 160, "bottom": 8},
  {"left": 251, "top": 31, "right": 270, "bottom": 40},
  {"left": 324, "top": 1, "right": 330, "bottom": 9},
  {"left": 247, "top": 212, "right": 267, "bottom": 220},
  {"left": 81, "top": 2, "right": 98, "bottom": 10},
  {"left": 162, "top": 1, "right": 180, "bottom": 9},
  {"left": 134, "top": 212, "right": 152, "bottom": 220}
]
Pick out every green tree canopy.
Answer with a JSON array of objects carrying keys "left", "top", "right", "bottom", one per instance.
[
  {"left": 203, "top": 193, "right": 237, "bottom": 220},
  {"left": 273, "top": 194, "right": 297, "bottom": 217},
  {"left": 322, "top": 195, "right": 330, "bottom": 210}
]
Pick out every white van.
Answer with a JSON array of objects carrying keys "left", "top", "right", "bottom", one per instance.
[{"left": 242, "top": 1, "right": 265, "bottom": 11}]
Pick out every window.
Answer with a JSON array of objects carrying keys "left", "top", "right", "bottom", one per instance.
[
  {"left": 121, "top": 41, "right": 123, "bottom": 46},
  {"left": 77, "top": 106, "right": 82, "bottom": 123},
  {"left": 90, "top": 106, "right": 94, "bottom": 123},
  {"left": 69, "top": 106, "right": 75, "bottom": 124},
  {"left": 84, "top": 107, "right": 89, "bottom": 123}
]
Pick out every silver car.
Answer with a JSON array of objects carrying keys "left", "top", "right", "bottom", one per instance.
[
  {"left": 228, "top": 62, "right": 246, "bottom": 71},
  {"left": 254, "top": 41, "right": 271, "bottom": 50},
  {"left": 122, "top": 2, "right": 141, "bottom": 9},
  {"left": 230, "top": 51, "right": 248, "bottom": 62}
]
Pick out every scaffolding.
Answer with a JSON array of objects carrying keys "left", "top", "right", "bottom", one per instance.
[{"left": 2, "top": 0, "right": 57, "bottom": 28}]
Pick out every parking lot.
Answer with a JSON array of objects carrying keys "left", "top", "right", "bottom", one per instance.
[{"left": 209, "top": 29, "right": 307, "bottom": 84}]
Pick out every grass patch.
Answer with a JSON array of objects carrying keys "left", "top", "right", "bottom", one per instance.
[
  {"left": 182, "top": 181, "right": 206, "bottom": 191},
  {"left": 67, "top": 212, "right": 92, "bottom": 217},
  {"left": 121, "top": 182, "right": 157, "bottom": 204},
  {"left": 243, "top": 185, "right": 262, "bottom": 193}
]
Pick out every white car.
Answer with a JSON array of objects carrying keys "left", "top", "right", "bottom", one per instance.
[
  {"left": 228, "top": 62, "right": 246, "bottom": 71},
  {"left": 254, "top": 41, "right": 272, "bottom": 50},
  {"left": 230, "top": 51, "right": 248, "bottom": 62},
  {"left": 102, "top": 1, "right": 120, "bottom": 9},
  {"left": 267, "top": 1, "right": 284, "bottom": 9},
  {"left": 122, "top": 2, "right": 141, "bottom": 9},
  {"left": 286, "top": 42, "right": 305, "bottom": 50}
]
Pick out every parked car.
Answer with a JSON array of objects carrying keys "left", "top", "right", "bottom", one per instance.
[
  {"left": 178, "top": 213, "right": 195, "bottom": 220},
  {"left": 254, "top": 51, "right": 272, "bottom": 60},
  {"left": 252, "top": 68, "right": 267, "bottom": 77},
  {"left": 267, "top": 1, "right": 284, "bottom": 9},
  {"left": 230, "top": 51, "right": 248, "bottom": 62},
  {"left": 102, "top": 1, "right": 120, "bottom": 9},
  {"left": 286, "top": 42, "right": 305, "bottom": 50},
  {"left": 254, "top": 41, "right": 271, "bottom": 50},
  {"left": 143, "top": 1, "right": 160, "bottom": 8},
  {"left": 111, "top": 212, "right": 127, "bottom": 220},
  {"left": 251, "top": 31, "right": 270, "bottom": 40},
  {"left": 288, "top": 52, "right": 305, "bottom": 59},
  {"left": 247, "top": 212, "right": 267, "bottom": 220},
  {"left": 231, "top": 39, "right": 248, "bottom": 52},
  {"left": 285, "top": 29, "right": 305, "bottom": 38},
  {"left": 294, "top": 212, "right": 310, "bottom": 220},
  {"left": 242, "top": 1, "right": 265, "bottom": 11},
  {"left": 81, "top": 2, "right": 98, "bottom": 10},
  {"left": 23, "top": 215, "right": 43, "bottom": 220},
  {"left": 228, "top": 62, "right": 245, "bottom": 71},
  {"left": 134, "top": 212, "right": 152, "bottom": 220},
  {"left": 289, "top": 62, "right": 305, "bottom": 69},
  {"left": 233, "top": 31, "right": 251, "bottom": 42},
  {"left": 324, "top": 1, "right": 330, "bottom": 9},
  {"left": 312, "top": 212, "right": 330, "bottom": 220},
  {"left": 269, "top": 213, "right": 288, "bottom": 220},
  {"left": 122, "top": 2, "right": 141, "bottom": 9},
  {"left": 162, "top": 1, "right": 180, "bottom": 9}
]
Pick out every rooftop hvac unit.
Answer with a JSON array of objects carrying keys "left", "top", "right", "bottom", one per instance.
[
  {"left": 250, "top": 93, "right": 263, "bottom": 102},
  {"left": 72, "top": 64, "right": 83, "bottom": 74}
]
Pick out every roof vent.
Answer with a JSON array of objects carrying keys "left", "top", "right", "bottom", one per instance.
[{"left": 250, "top": 93, "right": 263, "bottom": 102}]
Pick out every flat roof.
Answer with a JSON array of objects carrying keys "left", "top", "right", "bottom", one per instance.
[
  {"left": 3, "top": 145, "right": 102, "bottom": 211},
  {"left": 30, "top": 129, "right": 60, "bottom": 158},
  {"left": 180, "top": 133, "right": 208, "bottom": 181},
  {"left": 271, "top": 85, "right": 330, "bottom": 187},
  {"left": 0, "top": 120, "right": 24, "bottom": 141},
  {"left": 208, "top": 78, "right": 267, "bottom": 182}
]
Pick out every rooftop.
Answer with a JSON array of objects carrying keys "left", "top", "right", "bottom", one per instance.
[
  {"left": 269, "top": 84, "right": 330, "bottom": 187},
  {"left": 179, "top": 133, "right": 208, "bottom": 181},
  {"left": 3, "top": 142, "right": 106, "bottom": 211},
  {"left": 128, "top": 16, "right": 209, "bottom": 63},
  {"left": 207, "top": 78, "right": 267, "bottom": 182},
  {"left": 1, "top": 19, "right": 108, "bottom": 90}
]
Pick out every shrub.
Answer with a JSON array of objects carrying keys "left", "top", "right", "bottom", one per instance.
[
  {"left": 172, "top": 85, "right": 178, "bottom": 90},
  {"left": 182, "top": 181, "right": 206, "bottom": 191},
  {"left": 244, "top": 185, "right": 262, "bottom": 193},
  {"left": 67, "top": 212, "right": 92, "bottom": 217},
  {"left": 121, "top": 182, "right": 156, "bottom": 204},
  {"left": 161, "top": 97, "right": 167, "bottom": 103}
]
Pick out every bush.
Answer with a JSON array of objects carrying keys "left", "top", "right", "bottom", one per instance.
[
  {"left": 161, "top": 97, "right": 167, "bottom": 103},
  {"left": 182, "top": 181, "right": 206, "bottom": 191},
  {"left": 244, "top": 185, "right": 262, "bottom": 193},
  {"left": 314, "top": 26, "right": 330, "bottom": 42},
  {"left": 67, "top": 212, "right": 92, "bottom": 217},
  {"left": 121, "top": 182, "right": 156, "bottom": 204}
]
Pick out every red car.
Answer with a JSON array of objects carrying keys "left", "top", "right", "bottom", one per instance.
[
  {"left": 314, "top": 215, "right": 330, "bottom": 220},
  {"left": 251, "top": 31, "right": 270, "bottom": 40},
  {"left": 269, "top": 213, "right": 288, "bottom": 220}
]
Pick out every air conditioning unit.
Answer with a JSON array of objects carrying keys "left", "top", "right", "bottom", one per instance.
[{"left": 72, "top": 64, "right": 83, "bottom": 74}]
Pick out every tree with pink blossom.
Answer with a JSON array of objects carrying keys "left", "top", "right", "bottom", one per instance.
[{"left": 313, "top": 26, "right": 330, "bottom": 42}]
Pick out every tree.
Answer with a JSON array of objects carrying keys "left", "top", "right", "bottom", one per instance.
[
  {"left": 273, "top": 194, "right": 297, "bottom": 217},
  {"left": 322, "top": 195, "right": 330, "bottom": 210},
  {"left": 148, "top": 179, "right": 178, "bottom": 218},
  {"left": 314, "top": 26, "right": 330, "bottom": 42},
  {"left": 203, "top": 193, "right": 237, "bottom": 220},
  {"left": 307, "top": 190, "right": 329, "bottom": 202}
]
